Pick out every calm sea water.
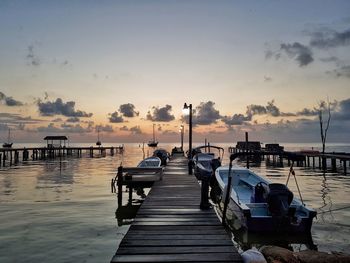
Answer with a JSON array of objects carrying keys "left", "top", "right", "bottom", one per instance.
[{"left": 0, "top": 142, "right": 350, "bottom": 262}]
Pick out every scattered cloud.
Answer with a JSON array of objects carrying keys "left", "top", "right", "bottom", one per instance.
[
  {"left": 0, "top": 92, "right": 23, "bottom": 106},
  {"left": 147, "top": 104, "right": 175, "bottom": 122},
  {"left": 108, "top": 111, "right": 124, "bottom": 123},
  {"left": 119, "top": 103, "right": 139, "bottom": 117},
  {"left": 26, "top": 44, "right": 41, "bottom": 66},
  {"left": 221, "top": 114, "right": 251, "bottom": 126},
  {"left": 280, "top": 42, "right": 314, "bottom": 66},
  {"left": 328, "top": 65, "right": 350, "bottom": 78},
  {"left": 333, "top": 98, "right": 350, "bottom": 120},
  {"left": 36, "top": 123, "right": 93, "bottom": 133},
  {"left": 192, "top": 101, "right": 221, "bottom": 125},
  {"left": 37, "top": 98, "right": 93, "bottom": 117},
  {"left": 119, "top": 125, "right": 129, "bottom": 131},
  {"left": 95, "top": 124, "right": 114, "bottom": 132},
  {"left": 130, "top": 125, "right": 142, "bottom": 134},
  {"left": 66, "top": 117, "right": 80, "bottom": 123},
  {"left": 264, "top": 76, "right": 272, "bottom": 82},
  {"left": 0, "top": 113, "right": 44, "bottom": 125},
  {"left": 309, "top": 28, "right": 350, "bottom": 49}
]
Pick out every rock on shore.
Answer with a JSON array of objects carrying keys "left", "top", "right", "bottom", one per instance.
[{"left": 260, "top": 246, "right": 350, "bottom": 263}]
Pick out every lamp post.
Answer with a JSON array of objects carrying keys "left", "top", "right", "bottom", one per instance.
[
  {"left": 183, "top": 103, "right": 193, "bottom": 175},
  {"left": 179, "top": 125, "right": 184, "bottom": 151}
]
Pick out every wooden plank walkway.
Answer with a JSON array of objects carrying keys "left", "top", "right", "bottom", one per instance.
[{"left": 111, "top": 156, "right": 242, "bottom": 263}]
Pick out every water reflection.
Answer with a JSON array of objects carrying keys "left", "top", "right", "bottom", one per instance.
[
  {"left": 319, "top": 173, "right": 334, "bottom": 222},
  {"left": 115, "top": 201, "right": 142, "bottom": 226},
  {"left": 231, "top": 227, "right": 317, "bottom": 252}
]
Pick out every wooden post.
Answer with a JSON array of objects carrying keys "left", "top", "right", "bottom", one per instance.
[
  {"left": 128, "top": 186, "right": 133, "bottom": 202},
  {"left": 312, "top": 156, "right": 315, "bottom": 168},
  {"left": 279, "top": 155, "right": 283, "bottom": 166},
  {"left": 117, "top": 166, "right": 123, "bottom": 207},
  {"left": 9, "top": 151, "right": 12, "bottom": 166},
  {"left": 318, "top": 157, "right": 321, "bottom": 169},
  {"left": 245, "top": 132, "right": 249, "bottom": 169},
  {"left": 0, "top": 153, "right": 2, "bottom": 167},
  {"left": 331, "top": 158, "right": 336, "bottom": 171},
  {"left": 222, "top": 163, "right": 233, "bottom": 226},
  {"left": 2, "top": 152, "right": 5, "bottom": 166},
  {"left": 307, "top": 156, "right": 310, "bottom": 167},
  {"left": 14, "top": 151, "right": 19, "bottom": 164},
  {"left": 344, "top": 160, "right": 347, "bottom": 175}
]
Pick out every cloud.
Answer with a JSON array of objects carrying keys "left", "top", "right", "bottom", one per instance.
[
  {"left": 0, "top": 92, "right": 23, "bottom": 106},
  {"left": 119, "top": 125, "right": 129, "bottom": 131},
  {"left": 296, "top": 108, "right": 318, "bottom": 116},
  {"left": 95, "top": 124, "right": 114, "bottom": 133},
  {"left": 147, "top": 104, "right": 175, "bottom": 122},
  {"left": 221, "top": 114, "right": 251, "bottom": 125},
  {"left": 280, "top": 42, "right": 314, "bottom": 66},
  {"left": 66, "top": 117, "right": 80, "bottom": 123},
  {"left": 129, "top": 125, "right": 142, "bottom": 134},
  {"left": 38, "top": 98, "right": 93, "bottom": 117},
  {"left": 26, "top": 44, "right": 41, "bottom": 66},
  {"left": 264, "top": 76, "right": 272, "bottom": 82},
  {"left": 36, "top": 123, "right": 92, "bottom": 133},
  {"left": 319, "top": 56, "right": 340, "bottom": 63},
  {"left": 0, "top": 113, "right": 44, "bottom": 125},
  {"left": 246, "top": 104, "right": 267, "bottom": 117},
  {"left": 333, "top": 98, "right": 350, "bottom": 120},
  {"left": 192, "top": 101, "right": 221, "bottom": 125},
  {"left": 108, "top": 111, "right": 124, "bottom": 123},
  {"left": 309, "top": 28, "right": 350, "bottom": 49},
  {"left": 119, "top": 103, "right": 139, "bottom": 117},
  {"left": 328, "top": 65, "right": 350, "bottom": 78}
]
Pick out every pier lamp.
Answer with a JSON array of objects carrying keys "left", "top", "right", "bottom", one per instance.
[
  {"left": 183, "top": 103, "right": 193, "bottom": 175},
  {"left": 179, "top": 125, "right": 184, "bottom": 151}
]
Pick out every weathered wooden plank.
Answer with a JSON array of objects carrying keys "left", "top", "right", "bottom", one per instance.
[
  {"left": 112, "top": 253, "right": 241, "bottom": 262},
  {"left": 120, "top": 239, "right": 233, "bottom": 247},
  {"left": 132, "top": 221, "right": 221, "bottom": 226},
  {"left": 116, "top": 246, "right": 238, "bottom": 255},
  {"left": 124, "top": 234, "right": 230, "bottom": 240},
  {"left": 129, "top": 225, "right": 226, "bottom": 231}
]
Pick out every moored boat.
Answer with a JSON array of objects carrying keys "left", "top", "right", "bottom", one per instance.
[
  {"left": 192, "top": 145, "right": 224, "bottom": 180},
  {"left": 214, "top": 164, "right": 316, "bottom": 233},
  {"left": 153, "top": 149, "right": 170, "bottom": 166},
  {"left": 2, "top": 129, "right": 13, "bottom": 148},
  {"left": 137, "top": 156, "right": 162, "bottom": 168},
  {"left": 147, "top": 124, "right": 158, "bottom": 147}
]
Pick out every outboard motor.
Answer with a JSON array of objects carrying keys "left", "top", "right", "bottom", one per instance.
[{"left": 267, "top": 183, "right": 293, "bottom": 217}]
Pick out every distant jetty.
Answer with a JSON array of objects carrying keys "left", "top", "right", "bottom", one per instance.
[
  {"left": 0, "top": 136, "right": 124, "bottom": 167},
  {"left": 229, "top": 141, "right": 349, "bottom": 174}
]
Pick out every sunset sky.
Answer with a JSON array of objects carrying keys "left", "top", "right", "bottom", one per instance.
[{"left": 1, "top": 0, "right": 349, "bottom": 143}]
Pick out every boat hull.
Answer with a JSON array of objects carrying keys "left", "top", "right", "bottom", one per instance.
[{"left": 220, "top": 191, "right": 316, "bottom": 233}]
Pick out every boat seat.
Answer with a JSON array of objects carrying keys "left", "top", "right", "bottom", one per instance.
[{"left": 239, "top": 178, "right": 255, "bottom": 188}]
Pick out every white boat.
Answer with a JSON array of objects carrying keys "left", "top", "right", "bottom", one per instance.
[
  {"left": 147, "top": 124, "right": 158, "bottom": 147},
  {"left": 137, "top": 156, "right": 162, "bottom": 168},
  {"left": 215, "top": 165, "right": 317, "bottom": 233}
]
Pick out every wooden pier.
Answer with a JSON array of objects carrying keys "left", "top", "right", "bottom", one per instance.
[
  {"left": 228, "top": 146, "right": 350, "bottom": 174},
  {"left": 0, "top": 146, "right": 124, "bottom": 167},
  {"left": 111, "top": 156, "right": 242, "bottom": 263}
]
